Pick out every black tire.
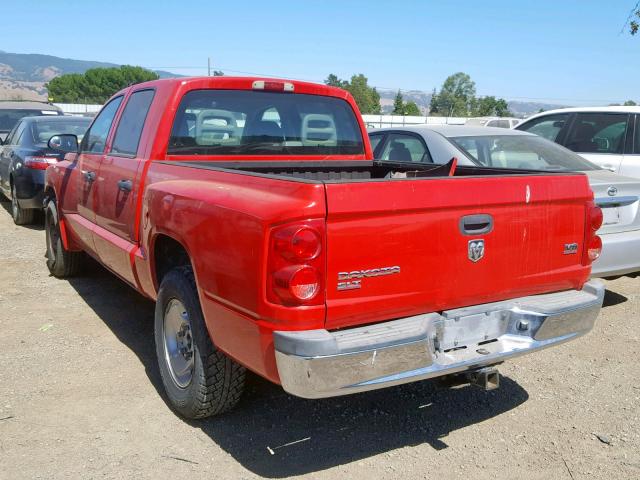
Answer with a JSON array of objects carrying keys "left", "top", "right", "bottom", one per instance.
[
  {"left": 11, "top": 184, "right": 35, "bottom": 225},
  {"left": 155, "top": 266, "right": 245, "bottom": 419},
  {"left": 45, "top": 200, "right": 82, "bottom": 278}
]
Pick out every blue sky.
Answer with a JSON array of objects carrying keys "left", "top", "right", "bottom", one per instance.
[{"left": 3, "top": 0, "right": 639, "bottom": 104}]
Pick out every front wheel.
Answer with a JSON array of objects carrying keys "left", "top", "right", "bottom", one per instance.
[
  {"left": 45, "top": 200, "right": 82, "bottom": 277},
  {"left": 154, "top": 266, "right": 246, "bottom": 419}
]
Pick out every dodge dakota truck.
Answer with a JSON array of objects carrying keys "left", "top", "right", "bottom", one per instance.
[{"left": 43, "top": 77, "right": 605, "bottom": 419}]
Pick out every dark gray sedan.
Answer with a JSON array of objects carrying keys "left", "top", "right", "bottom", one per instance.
[
  {"left": 0, "top": 115, "right": 90, "bottom": 224},
  {"left": 368, "top": 125, "right": 640, "bottom": 278}
]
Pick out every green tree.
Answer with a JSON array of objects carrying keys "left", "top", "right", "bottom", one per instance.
[
  {"left": 46, "top": 65, "right": 159, "bottom": 103},
  {"left": 628, "top": 4, "right": 639, "bottom": 34},
  {"left": 324, "top": 73, "right": 381, "bottom": 114},
  {"left": 473, "top": 96, "right": 512, "bottom": 117},
  {"left": 324, "top": 73, "right": 348, "bottom": 89},
  {"left": 392, "top": 90, "right": 405, "bottom": 114},
  {"left": 624, "top": 99, "right": 637, "bottom": 106},
  {"left": 404, "top": 101, "right": 421, "bottom": 116},
  {"left": 429, "top": 72, "right": 476, "bottom": 116},
  {"left": 213, "top": 70, "right": 224, "bottom": 76}
]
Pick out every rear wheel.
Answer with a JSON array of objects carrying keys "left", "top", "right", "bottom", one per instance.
[
  {"left": 45, "top": 200, "right": 82, "bottom": 277},
  {"left": 155, "top": 266, "right": 246, "bottom": 419},
  {"left": 11, "top": 184, "right": 35, "bottom": 225}
]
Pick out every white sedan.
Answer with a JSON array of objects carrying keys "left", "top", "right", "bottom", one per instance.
[{"left": 368, "top": 125, "right": 640, "bottom": 278}]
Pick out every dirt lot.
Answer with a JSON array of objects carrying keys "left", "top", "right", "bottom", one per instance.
[{"left": 0, "top": 199, "right": 638, "bottom": 480}]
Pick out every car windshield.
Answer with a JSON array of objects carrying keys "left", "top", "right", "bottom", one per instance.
[
  {"left": 168, "top": 89, "right": 364, "bottom": 156},
  {"left": 0, "top": 109, "right": 61, "bottom": 132},
  {"left": 449, "top": 134, "right": 600, "bottom": 171},
  {"left": 32, "top": 119, "right": 91, "bottom": 145}
]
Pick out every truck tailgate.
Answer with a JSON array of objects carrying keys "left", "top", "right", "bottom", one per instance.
[{"left": 324, "top": 173, "right": 593, "bottom": 330}]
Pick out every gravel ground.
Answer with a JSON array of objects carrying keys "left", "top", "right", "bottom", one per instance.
[{"left": 0, "top": 198, "right": 638, "bottom": 480}]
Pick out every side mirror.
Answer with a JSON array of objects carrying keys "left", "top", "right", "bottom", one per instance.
[{"left": 48, "top": 134, "right": 79, "bottom": 153}]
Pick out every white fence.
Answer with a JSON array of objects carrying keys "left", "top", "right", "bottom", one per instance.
[
  {"left": 362, "top": 114, "right": 468, "bottom": 129},
  {"left": 54, "top": 103, "right": 102, "bottom": 115}
]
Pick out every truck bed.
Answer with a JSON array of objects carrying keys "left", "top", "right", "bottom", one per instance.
[{"left": 153, "top": 159, "right": 593, "bottom": 330}]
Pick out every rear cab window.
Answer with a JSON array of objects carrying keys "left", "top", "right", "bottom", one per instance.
[{"left": 167, "top": 90, "right": 364, "bottom": 156}]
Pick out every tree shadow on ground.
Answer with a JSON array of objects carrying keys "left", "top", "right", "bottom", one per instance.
[{"left": 66, "top": 261, "right": 530, "bottom": 478}]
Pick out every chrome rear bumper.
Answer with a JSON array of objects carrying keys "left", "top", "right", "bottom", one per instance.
[{"left": 274, "top": 280, "right": 605, "bottom": 399}]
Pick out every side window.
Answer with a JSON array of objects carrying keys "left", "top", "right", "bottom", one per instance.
[
  {"left": 5, "top": 121, "right": 25, "bottom": 145},
  {"left": 517, "top": 113, "right": 569, "bottom": 142},
  {"left": 565, "top": 113, "right": 629, "bottom": 154},
  {"left": 454, "top": 137, "right": 484, "bottom": 164},
  {"left": 486, "top": 120, "right": 498, "bottom": 127},
  {"left": 379, "top": 133, "right": 431, "bottom": 163},
  {"left": 368, "top": 134, "right": 384, "bottom": 154},
  {"left": 81, "top": 96, "right": 123, "bottom": 153},
  {"left": 495, "top": 120, "right": 511, "bottom": 129},
  {"left": 111, "top": 90, "right": 155, "bottom": 156}
]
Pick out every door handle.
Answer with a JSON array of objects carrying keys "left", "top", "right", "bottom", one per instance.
[
  {"left": 117, "top": 179, "right": 132, "bottom": 192},
  {"left": 460, "top": 214, "right": 494, "bottom": 235},
  {"left": 82, "top": 170, "right": 96, "bottom": 182}
]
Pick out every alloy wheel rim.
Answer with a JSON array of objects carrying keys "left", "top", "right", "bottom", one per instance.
[{"left": 163, "top": 298, "right": 195, "bottom": 389}]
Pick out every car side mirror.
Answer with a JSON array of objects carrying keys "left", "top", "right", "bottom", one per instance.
[{"left": 48, "top": 134, "right": 79, "bottom": 153}]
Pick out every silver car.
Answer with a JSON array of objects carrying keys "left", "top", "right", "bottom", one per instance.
[{"left": 368, "top": 125, "right": 640, "bottom": 278}]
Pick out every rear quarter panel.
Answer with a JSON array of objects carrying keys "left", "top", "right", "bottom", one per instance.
[{"left": 140, "top": 162, "right": 326, "bottom": 379}]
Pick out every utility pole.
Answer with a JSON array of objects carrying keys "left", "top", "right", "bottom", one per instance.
[{"left": 208, "top": 57, "right": 211, "bottom": 76}]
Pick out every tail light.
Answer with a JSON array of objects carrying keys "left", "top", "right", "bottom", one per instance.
[
  {"left": 267, "top": 219, "right": 324, "bottom": 306},
  {"left": 583, "top": 202, "right": 603, "bottom": 265},
  {"left": 24, "top": 156, "right": 58, "bottom": 170}
]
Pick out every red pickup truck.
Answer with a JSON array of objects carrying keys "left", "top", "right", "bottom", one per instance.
[{"left": 44, "top": 77, "right": 605, "bottom": 419}]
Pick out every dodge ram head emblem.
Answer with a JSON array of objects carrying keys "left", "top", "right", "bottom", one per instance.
[{"left": 468, "top": 239, "right": 485, "bottom": 262}]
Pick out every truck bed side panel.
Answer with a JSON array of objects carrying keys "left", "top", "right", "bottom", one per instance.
[{"left": 139, "top": 163, "right": 327, "bottom": 379}]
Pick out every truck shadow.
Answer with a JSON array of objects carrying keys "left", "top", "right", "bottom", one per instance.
[{"left": 67, "top": 261, "right": 529, "bottom": 478}]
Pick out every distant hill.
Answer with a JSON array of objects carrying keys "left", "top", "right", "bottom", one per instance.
[
  {"left": 0, "top": 51, "right": 565, "bottom": 116},
  {"left": 0, "top": 51, "right": 179, "bottom": 101},
  {"left": 377, "top": 88, "right": 565, "bottom": 118}
]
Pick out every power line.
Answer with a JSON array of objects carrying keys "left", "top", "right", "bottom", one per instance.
[{"left": 145, "top": 65, "right": 631, "bottom": 105}]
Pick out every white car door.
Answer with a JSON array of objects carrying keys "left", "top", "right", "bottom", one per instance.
[
  {"left": 618, "top": 114, "right": 640, "bottom": 179},
  {"left": 563, "top": 112, "right": 631, "bottom": 174}
]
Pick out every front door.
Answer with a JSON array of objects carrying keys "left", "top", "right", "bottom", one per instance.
[
  {"left": 68, "top": 96, "right": 124, "bottom": 254},
  {"left": 93, "top": 89, "right": 155, "bottom": 283}
]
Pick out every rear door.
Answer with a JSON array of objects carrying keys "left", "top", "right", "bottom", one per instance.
[
  {"left": 68, "top": 95, "right": 124, "bottom": 254},
  {"left": 93, "top": 89, "right": 155, "bottom": 283},
  {"left": 562, "top": 112, "right": 631, "bottom": 174},
  {"left": 323, "top": 173, "right": 592, "bottom": 330},
  {"left": 619, "top": 114, "right": 640, "bottom": 179}
]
